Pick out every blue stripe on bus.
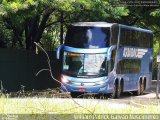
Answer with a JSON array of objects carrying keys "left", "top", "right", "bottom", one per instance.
[{"left": 63, "top": 46, "right": 108, "bottom": 54}]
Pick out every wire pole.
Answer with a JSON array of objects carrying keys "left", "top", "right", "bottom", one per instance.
[
  {"left": 157, "top": 61, "right": 160, "bottom": 98},
  {"left": 156, "top": 52, "right": 160, "bottom": 99}
]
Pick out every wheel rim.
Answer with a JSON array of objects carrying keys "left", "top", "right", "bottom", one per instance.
[
  {"left": 138, "top": 82, "right": 141, "bottom": 95},
  {"left": 117, "top": 84, "right": 121, "bottom": 97},
  {"left": 141, "top": 81, "right": 144, "bottom": 94},
  {"left": 112, "top": 85, "right": 116, "bottom": 98},
  {"left": 112, "top": 83, "right": 121, "bottom": 98}
]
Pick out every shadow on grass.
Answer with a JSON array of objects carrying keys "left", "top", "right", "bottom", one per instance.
[
  {"left": 1, "top": 88, "right": 151, "bottom": 100},
  {"left": 72, "top": 92, "right": 151, "bottom": 100}
]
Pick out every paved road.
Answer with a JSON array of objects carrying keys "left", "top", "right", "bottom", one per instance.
[
  {"left": 148, "top": 80, "right": 159, "bottom": 92},
  {"left": 51, "top": 92, "right": 158, "bottom": 110},
  {"left": 64, "top": 80, "right": 160, "bottom": 107}
]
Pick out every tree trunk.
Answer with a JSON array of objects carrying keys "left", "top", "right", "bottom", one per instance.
[
  {"left": 33, "top": 13, "right": 51, "bottom": 43},
  {"left": 25, "top": 20, "right": 32, "bottom": 50},
  {"left": 60, "top": 11, "right": 64, "bottom": 44},
  {"left": 24, "top": 9, "right": 54, "bottom": 50},
  {"left": 25, "top": 15, "right": 40, "bottom": 50},
  {"left": 12, "top": 27, "right": 23, "bottom": 48},
  {"left": 18, "top": 30, "right": 24, "bottom": 48}
]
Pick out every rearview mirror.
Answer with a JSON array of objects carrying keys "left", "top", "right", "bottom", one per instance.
[{"left": 56, "top": 45, "right": 64, "bottom": 59}]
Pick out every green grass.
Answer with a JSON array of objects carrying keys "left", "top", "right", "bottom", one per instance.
[
  {"left": 0, "top": 97, "right": 160, "bottom": 114},
  {"left": 0, "top": 96, "right": 160, "bottom": 120}
]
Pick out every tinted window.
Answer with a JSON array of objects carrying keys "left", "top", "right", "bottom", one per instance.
[
  {"left": 111, "top": 25, "right": 119, "bottom": 45},
  {"left": 117, "top": 59, "right": 141, "bottom": 74},
  {"left": 65, "top": 26, "right": 110, "bottom": 48},
  {"left": 120, "top": 28, "right": 153, "bottom": 48}
]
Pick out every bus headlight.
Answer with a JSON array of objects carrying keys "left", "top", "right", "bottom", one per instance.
[{"left": 61, "top": 75, "right": 69, "bottom": 83}]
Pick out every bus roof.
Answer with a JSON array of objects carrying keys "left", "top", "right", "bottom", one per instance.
[
  {"left": 120, "top": 24, "right": 153, "bottom": 34},
  {"left": 71, "top": 22, "right": 114, "bottom": 27},
  {"left": 71, "top": 22, "right": 152, "bottom": 33}
]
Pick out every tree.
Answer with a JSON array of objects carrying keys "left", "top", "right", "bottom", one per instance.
[
  {"left": 0, "top": 0, "right": 37, "bottom": 48},
  {"left": 0, "top": 18, "right": 12, "bottom": 48},
  {"left": 1, "top": 0, "right": 158, "bottom": 51},
  {"left": 0, "top": 0, "right": 129, "bottom": 50},
  {"left": 0, "top": 0, "right": 76, "bottom": 49},
  {"left": 151, "top": 8, "right": 160, "bottom": 51}
]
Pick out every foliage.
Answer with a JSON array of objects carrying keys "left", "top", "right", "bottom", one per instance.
[
  {"left": 149, "top": 7, "right": 160, "bottom": 78},
  {"left": 0, "top": 20, "right": 12, "bottom": 47},
  {"left": 0, "top": 0, "right": 129, "bottom": 50},
  {"left": 0, "top": 0, "right": 160, "bottom": 77},
  {"left": 151, "top": 8, "right": 160, "bottom": 17}
]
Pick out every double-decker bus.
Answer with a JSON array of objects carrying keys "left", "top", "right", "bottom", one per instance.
[{"left": 56, "top": 22, "right": 153, "bottom": 98}]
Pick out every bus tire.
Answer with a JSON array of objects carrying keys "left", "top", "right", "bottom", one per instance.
[
  {"left": 141, "top": 79, "right": 145, "bottom": 95},
  {"left": 112, "top": 82, "right": 121, "bottom": 98},
  {"left": 117, "top": 82, "right": 121, "bottom": 98},
  {"left": 133, "top": 81, "right": 141, "bottom": 96},
  {"left": 112, "top": 84, "right": 117, "bottom": 98}
]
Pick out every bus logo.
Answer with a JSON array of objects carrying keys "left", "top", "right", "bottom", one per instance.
[
  {"left": 81, "top": 83, "right": 84, "bottom": 86},
  {"left": 123, "top": 47, "right": 148, "bottom": 58}
]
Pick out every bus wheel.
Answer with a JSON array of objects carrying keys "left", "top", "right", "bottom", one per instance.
[
  {"left": 112, "top": 83, "right": 121, "bottom": 98},
  {"left": 133, "top": 81, "right": 141, "bottom": 96},
  {"left": 141, "top": 80, "right": 145, "bottom": 95},
  {"left": 70, "top": 92, "right": 82, "bottom": 98},
  {"left": 117, "top": 83, "right": 121, "bottom": 98}
]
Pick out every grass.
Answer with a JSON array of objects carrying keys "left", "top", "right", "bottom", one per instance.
[
  {"left": 0, "top": 94, "right": 160, "bottom": 120},
  {"left": 0, "top": 89, "right": 160, "bottom": 120}
]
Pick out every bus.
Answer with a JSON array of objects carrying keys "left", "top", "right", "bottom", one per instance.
[{"left": 56, "top": 22, "right": 153, "bottom": 98}]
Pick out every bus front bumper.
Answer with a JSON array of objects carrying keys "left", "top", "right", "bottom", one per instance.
[{"left": 61, "top": 82, "right": 113, "bottom": 94}]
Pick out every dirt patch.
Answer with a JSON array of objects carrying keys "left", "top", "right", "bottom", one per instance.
[{"left": 3, "top": 88, "right": 69, "bottom": 98}]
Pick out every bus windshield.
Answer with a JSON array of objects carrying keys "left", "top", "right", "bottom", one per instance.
[
  {"left": 63, "top": 52, "right": 108, "bottom": 77},
  {"left": 65, "top": 26, "right": 110, "bottom": 48}
]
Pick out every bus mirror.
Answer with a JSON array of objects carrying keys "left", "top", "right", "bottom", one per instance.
[
  {"left": 106, "top": 45, "right": 116, "bottom": 61},
  {"left": 56, "top": 45, "right": 64, "bottom": 59}
]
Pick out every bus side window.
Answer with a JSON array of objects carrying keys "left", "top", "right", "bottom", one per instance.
[{"left": 100, "top": 58, "right": 107, "bottom": 74}]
